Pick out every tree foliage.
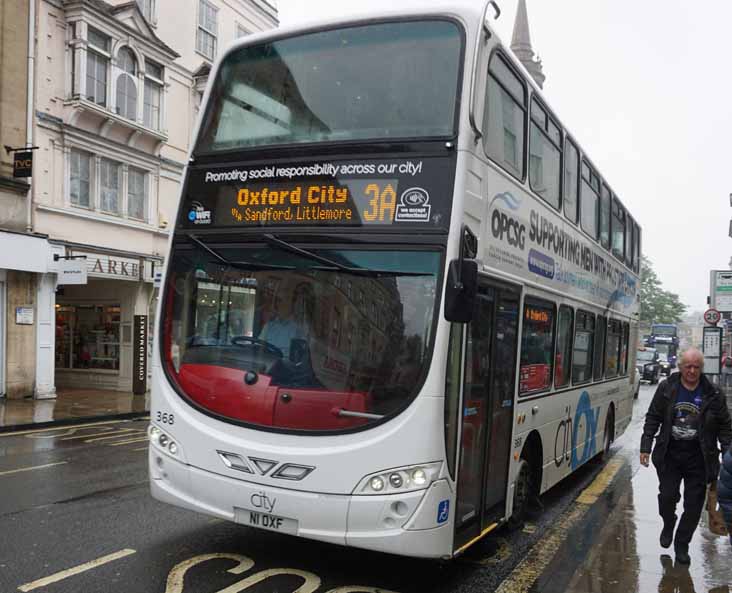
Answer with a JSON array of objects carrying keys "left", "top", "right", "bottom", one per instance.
[{"left": 640, "top": 255, "right": 688, "bottom": 324}]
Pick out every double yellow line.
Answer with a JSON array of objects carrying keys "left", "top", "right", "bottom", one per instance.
[{"left": 494, "top": 459, "right": 624, "bottom": 593}]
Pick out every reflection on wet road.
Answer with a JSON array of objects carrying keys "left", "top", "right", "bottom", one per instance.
[{"left": 561, "top": 382, "right": 732, "bottom": 593}]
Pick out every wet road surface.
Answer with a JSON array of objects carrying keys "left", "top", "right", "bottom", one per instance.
[{"left": 1, "top": 383, "right": 730, "bottom": 592}]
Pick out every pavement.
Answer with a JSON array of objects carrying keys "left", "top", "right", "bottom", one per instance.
[{"left": 0, "top": 388, "right": 149, "bottom": 433}]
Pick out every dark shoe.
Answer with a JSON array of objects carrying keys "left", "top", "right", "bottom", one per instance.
[
  {"left": 675, "top": 544, "right": 691, "bottom": 565},
  {"left": 660, "top": 523, "right": 674, "bottom": 548}
]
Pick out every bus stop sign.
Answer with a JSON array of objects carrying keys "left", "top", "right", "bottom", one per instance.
[{"left": 704, "top": 308, "right": 721, "bottom": 325}]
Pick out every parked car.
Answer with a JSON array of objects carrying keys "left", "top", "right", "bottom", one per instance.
[
  {"left": 636, "top": 347, "right": 661, "bottom": 384},
  {"left": 633, "top": 367, "right": 641, "bottom": 399}
]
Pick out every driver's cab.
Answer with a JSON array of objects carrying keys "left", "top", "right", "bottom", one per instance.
[{"left": 176, "top": 277, "right": 371, "bottom": 430}]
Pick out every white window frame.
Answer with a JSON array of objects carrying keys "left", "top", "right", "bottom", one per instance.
[
  {"left": 143, "top": 72, "right": 163, "bottom": 130},
  {"left": 137, "top": 0, "right": 156, "bottom": 24},
  {"left": 70, "top": 149, "right": 93, "bottom": 208},
  {"left": 100, "top": 158, "right": 121, "bottom": 214},
  {"left": 127, "top": 167, "right": 149, "bottom": 221},
  {"left": 85, "top": 29, "right": 111, "bottom": 107},
  {"left": 116, "top": 47, "right": 138, "bottom": 121},
  {"left": 196, "top": 0, "right": 218, "bottom": 61}
]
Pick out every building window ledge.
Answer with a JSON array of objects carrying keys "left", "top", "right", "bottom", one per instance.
[
  {"left": 64, "top": 97, "right": 167, "bottom": 143},
  {"left": 38, "top": 204, "right": 170, "bottom": 236},
  {"left": 0, "top": 175, "right": 30, "bottom": 195}
]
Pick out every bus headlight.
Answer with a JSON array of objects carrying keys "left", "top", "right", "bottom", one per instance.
[
  {"left": 411, "top": 468, "right": 427, "bottom": 485},
  {"left": 355, "top": 462, "right": 442, "bottom": 495},
  {"left": 148, "top": 424, "right": 179, "bottom": 457},
  {"left": 370, "top": 477, "right": 385, "bottom": 492}
]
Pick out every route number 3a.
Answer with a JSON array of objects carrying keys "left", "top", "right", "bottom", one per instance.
[
  {"left": 165, "top": 553, "right": 400, "bottom": 593},
  {"left": 156, "top": 411, "right": 175, "bottom": 425}
]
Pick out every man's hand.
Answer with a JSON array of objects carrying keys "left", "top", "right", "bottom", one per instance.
[{"left": 640, "top": 452, "right": 650, "bottom": 467}]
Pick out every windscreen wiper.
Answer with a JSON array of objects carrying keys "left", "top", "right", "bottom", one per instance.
[
  {"left": 184, "top": 233, "right": 294, "bottom": 271},
  {"left": 262, "top": 233, "right": 430, "bottom": 278}
]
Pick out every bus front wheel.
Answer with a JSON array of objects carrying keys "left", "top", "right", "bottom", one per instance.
[{"left": 507, "top": 458, "right": 532, "bottom": 529}]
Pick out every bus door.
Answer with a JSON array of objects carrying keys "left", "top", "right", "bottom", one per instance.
[{"left": 454, "top": 279, "right": 519, "bottom": 548}]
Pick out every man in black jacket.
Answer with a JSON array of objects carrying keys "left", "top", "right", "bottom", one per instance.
[{"left": 640, "top": 348, "right": 732, "bottom": 565}]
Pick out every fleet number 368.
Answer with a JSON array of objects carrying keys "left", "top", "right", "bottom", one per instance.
[{"left": 156, "top": 411, "right": 175, "bottom": 425}]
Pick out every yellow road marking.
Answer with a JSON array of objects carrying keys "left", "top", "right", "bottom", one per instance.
[
  {"left": 109, "top": 437, "right": 150, "bottom": 446},
  {"left": 83, "top": 431, "right": 146, "bottom": 443},
  {"left": 0, "top": 461, "right": 68, "bottom": 476},
  {"left": 0, "top": 420, "right": 127, "bottom": 438},
  {"left": 17, "top": 548, "right": 136, "bottom": 592},
  {"left": 132, "top": 446, "right": 148, "bottom": 451},
  {"left": 495, "top": 458, "right": 624, "bottom": 593},
  {"left": 59, "top": 428, "right": 140, "bottom": 441}
]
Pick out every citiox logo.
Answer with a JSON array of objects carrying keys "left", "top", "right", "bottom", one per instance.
[{"left": 491, "top": 209, "right": 526, "bottom": 250}]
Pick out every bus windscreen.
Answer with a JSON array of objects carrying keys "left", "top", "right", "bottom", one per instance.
[
  {"left": 195, "top": 20, "right": 462, "bottom": 153},
  {"left": 162, "top": 242, "right": 441, "bottom": 432}
]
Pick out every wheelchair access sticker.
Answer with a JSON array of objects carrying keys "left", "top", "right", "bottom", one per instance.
[{"left": 437, "top": 500, "right": 450, "bottom": 524}]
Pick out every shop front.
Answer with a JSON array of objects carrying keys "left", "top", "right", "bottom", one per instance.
[{"left": 54, "top": 248, "right": 160, "bottom": 392}]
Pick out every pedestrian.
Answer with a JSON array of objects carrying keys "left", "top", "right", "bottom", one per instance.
[
  {"left": 640, "top": 348, "right": 732, "bottom": 565},
  {"left": 721, "top": 351, "right": 732, "bottom": 389},
  {"left": 718, "top": 443, "right": 732, "bottom": 546}
]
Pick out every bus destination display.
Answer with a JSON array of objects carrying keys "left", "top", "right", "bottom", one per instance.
[{"left": 181, "top": 156, "right": 455, "bottom": 230}]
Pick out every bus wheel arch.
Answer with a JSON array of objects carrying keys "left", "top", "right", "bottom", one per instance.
[
  {"left": 598, "top": 403, "right": 615, "bottom": 461},
  {"left": 508, "top": 431, "right": 542, "bottom": 528}
]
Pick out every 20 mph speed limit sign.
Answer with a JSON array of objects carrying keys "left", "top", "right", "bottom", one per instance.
[{"left": 704, "top": 308, "right": 721, "bottom": 325}]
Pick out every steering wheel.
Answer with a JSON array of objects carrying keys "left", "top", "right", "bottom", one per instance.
[{"left": 230, "top": 336, "right": 284, "bottom": 358}]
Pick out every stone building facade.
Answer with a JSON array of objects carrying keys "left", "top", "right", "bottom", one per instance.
[{"left": 0, "top": 0, "right": 277, "bottom": 398}]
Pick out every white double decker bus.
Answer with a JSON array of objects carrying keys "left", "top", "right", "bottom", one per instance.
[{"left": 149, "top": 1, "right": 641, "bottom": 559}]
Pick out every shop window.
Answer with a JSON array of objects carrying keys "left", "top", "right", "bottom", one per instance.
[
  {"left": 55, "top": 305, "right": 121, "bottom": 371},
  {"left": 519, "top": 300, "right": 555, "bottom": 395},
  {"left": 572, "top": 310, "right": 595, "bottom": 384}
]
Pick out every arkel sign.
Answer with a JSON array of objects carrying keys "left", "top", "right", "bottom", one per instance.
[{"left": 73, "top": 251, "right": 141, "bottom": 281}]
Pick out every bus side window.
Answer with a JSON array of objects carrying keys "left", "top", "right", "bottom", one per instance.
[
  {"left": 564, "top": 139, "right": 580, "bottom": 223},
  {"left": 554, "top": 305, "right": 573, "bottom": 388},
  {"left": 604, "top": 319, "right": 622, "bottom": 378},
  {"left": 611, "top": 197, "right": 625, "bottom": 261},
  {"left": 529, "top": 99, "right": 562, "bottom": 211},
  {"left": 519, "top": 300, "right": 555, "bottom": 395},
  {"left": 620, "top": 322, "right": 629, "bottom": 374},
  {"left": 593, "top": 315, "right": 606, "bottom": 381},
  {"left": 599, "top": 184, "right": 611, "bottom": 250},
  {"left": 572, "top": 310, "right": 595, "bottom": 384},
  {"left": 580, "top": 161, "right": 599, "bottom": 240},
  {"left": 483, "top": 52, "right": 527, "bottom": 180}
]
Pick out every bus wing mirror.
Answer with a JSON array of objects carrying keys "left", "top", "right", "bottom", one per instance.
[{"left": 444, "top": 259, "right": 477, "bottom": 323}]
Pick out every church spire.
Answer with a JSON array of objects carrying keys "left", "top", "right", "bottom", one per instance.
[{"left": 510, "top": 0, "right": 545, "bottom": 89}]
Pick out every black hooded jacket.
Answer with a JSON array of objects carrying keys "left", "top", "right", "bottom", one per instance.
[{"left": 641, "top": 373, "right": 732, "bottom": 482}]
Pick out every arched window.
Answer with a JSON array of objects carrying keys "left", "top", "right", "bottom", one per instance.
[{"left": 116, "top": 48, "right": 138, "bottom": 120}]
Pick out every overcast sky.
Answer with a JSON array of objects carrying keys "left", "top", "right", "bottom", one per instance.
[{"left": 277, "top": 0, "right": 732, "bottom": 313}]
